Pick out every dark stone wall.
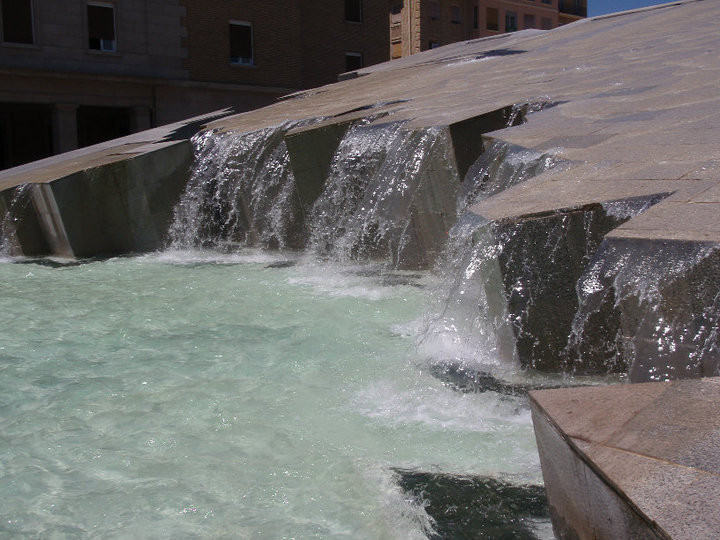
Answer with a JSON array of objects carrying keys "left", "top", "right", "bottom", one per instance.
[
  {"left": 491, "top": 204, "right": 626, "bottom": 373},
  {"left": 50, "top": 141, "right": 192, "bottom": 257}
]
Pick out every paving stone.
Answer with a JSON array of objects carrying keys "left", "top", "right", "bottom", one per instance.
[{"left": 532, "top": 378, "right": 720, "bottom": 539}]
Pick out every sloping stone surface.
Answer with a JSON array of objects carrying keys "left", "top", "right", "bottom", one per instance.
[
  {"left": 3, "top": 0, "right": 720, "bottom": 250},
  {"left": 530, "top": 378, "right": 720, "bottom": 539}
]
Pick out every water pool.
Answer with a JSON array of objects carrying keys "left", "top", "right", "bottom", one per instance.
[{"left": 0, "top": 251, "right": 551, "bottom": 538}]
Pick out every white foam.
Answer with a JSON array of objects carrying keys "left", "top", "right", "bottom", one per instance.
[
  {"left": 351, "top": 379, "right": 530, "bottom": 432},
  {"left": 144, "top": 248, "right": 295, "bottom": 266}
]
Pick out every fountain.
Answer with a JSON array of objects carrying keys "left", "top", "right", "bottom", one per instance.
[{"left": 2, "top": 1, "right": 720, "bottom": 537}]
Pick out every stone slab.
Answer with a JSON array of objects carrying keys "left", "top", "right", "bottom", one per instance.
[{"left": 531, "top": 378, "right": 720, "bottom": 540}]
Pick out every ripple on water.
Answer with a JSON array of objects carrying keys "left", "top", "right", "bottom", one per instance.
[{"left": 0, "top": 254, "right": 552, "bottom": 538}]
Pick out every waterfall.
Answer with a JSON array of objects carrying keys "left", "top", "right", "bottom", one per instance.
[
  {"left": 161, "top": 102, "right": 720, "bottom": 381},
  {"left": 420, "top": 143, "right": 564, "bottom": 376},
  {"left": 0, "top": 183, "right": 32, "bottom": 257},
  {"left": 307, "top": 121, "right": 454, "bottom": 267},
  {"left": 568, "top": 228, "right": 720, "bottom": 381},
  {"left": 459, "top": 140, "right": 565, "bottom": 212},
  {"left": 167, "top": 120, "right": 313, "bottom": 251}
]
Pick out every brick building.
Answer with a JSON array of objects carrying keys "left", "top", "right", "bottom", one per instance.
[
  {"left": 389, "top": 0, "right": 586, "bottom": 58},
  {"left": 0, "top": 0, "right": 389, "bottom": 170}
]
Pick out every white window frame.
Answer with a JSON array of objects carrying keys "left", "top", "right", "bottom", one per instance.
[{"left": 87, "top": 1, "right": 116, "bottom": 52}]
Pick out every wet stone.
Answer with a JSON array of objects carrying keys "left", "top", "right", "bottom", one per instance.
[
  {"left": 265, "top": 260, "right": 297, "bottom": 269},
  {"left": 429, "top": 362, "right": 567, "bottom": 398},
  {"left": 393, "top": 468, "right": 550, "bottom": 540}
]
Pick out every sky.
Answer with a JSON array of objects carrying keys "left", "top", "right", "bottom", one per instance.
[{"left": 588, "top": 0, "right": 675, "bottom": 17}]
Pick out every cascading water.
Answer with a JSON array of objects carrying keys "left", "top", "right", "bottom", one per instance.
[
  {"left": 564, "top": 196, "right": 673, "bottom": 375},
  {"left": 167, "top": 119, "right": 315, "bottom": 251},
  {"left": 458, "top": 140, "right": 564, "bottom": 213},
  {"left": 568, "top": 230, "right": 720, "bottom": 381},
  {"left": 308, "top": 120, "right": 454, "bottom": 267},
  {"left": 6, "top": 105, "right": 664, "bottom": 539},
  {"left": 0, "top": 183, "right": 32, "bottom": 257},
  {"left": 419, "top": 142, "right": 566, "bottom": 379}
]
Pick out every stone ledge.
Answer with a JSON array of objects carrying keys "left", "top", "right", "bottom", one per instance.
[{"left": 530, "top": 378, "right": 720, "bottom": 539}]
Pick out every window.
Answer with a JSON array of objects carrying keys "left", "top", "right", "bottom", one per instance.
[
  {"left": 87, "top": 2, "right": 116, "bottom": 51},
  {"left": 345, "top": 0, "right": 362, "bottom": 22},
  {"left": 486, "top": 7, "right": 499, "bottom": 31},
  {"left": 450, "top": 5, "right": 461, "bottom": 23},
  {"left": 542, "top": 0, "right": 552, "bottom": 4},
  {"left": 1, "top": 0, "right": 34, "bottom": 44},
  {"left": 473, "top": 6, "right": 478, "bottom": 29},
  {"left": 541, "top": 17, "right": 552, "bottom": 29},
  {"left": 523, "top": 14, "right": 536, "bottom": 29},
  {"left": 229, "top": 22, "right": 253, "bottom": 65},
  {"left": 505, "top": 11, "right": 517, "bottom": 32},
  {"left": 428, "top": 1, "right": 440, "bottom": 20},
  {"left": 345, "top": 52, "right": 363, "bottom": 71},
  {"left": 391, "top": 2, "right": 402, "bottom": 24}
]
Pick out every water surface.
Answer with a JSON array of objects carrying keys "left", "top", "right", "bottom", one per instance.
[{"left": 0, "top": 251, "right": 550, "bottom": 538}]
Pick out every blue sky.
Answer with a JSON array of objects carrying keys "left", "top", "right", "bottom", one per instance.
[{"left": 588, "top": 0, "right": 673, "bottom": 17}]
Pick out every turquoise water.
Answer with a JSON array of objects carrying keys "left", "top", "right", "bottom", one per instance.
[{"left": 0, "top": 251, "right": 548, "bottom": 538}]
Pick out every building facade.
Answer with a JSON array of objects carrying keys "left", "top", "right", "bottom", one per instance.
[
  {"left": 0, "top": 0, "right": 389, "bottom": 170},
  {"left": 389, "top": 0, "right": 586, "bottom": 59}
]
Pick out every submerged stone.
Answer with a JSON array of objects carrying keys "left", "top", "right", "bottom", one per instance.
[
  {"left": 429, "top": 362, "right": 568, "bottom": 397},
  {"left": 265, "top": 260, "right": 297, "bottom": 269},
  {"left": 393, "top": 468, "right": 549, "bottom": 539}
]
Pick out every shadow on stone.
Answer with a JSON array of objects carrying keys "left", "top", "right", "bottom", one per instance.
[
  {"left": 476, "top": 48, "right": 526, "bottom": 59},
  {"left": 161, "top": 109, "right": 238, "bottom": 142},
  {"left": 393, "top": 468, "right": 549, "bottom": 539},
  {"left": 11, "top": 257, "right": 86, "bottom": 269}
]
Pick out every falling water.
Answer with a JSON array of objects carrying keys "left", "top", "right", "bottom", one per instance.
[
  {"left": 459, "top": 140, "right": 565, "bottom": 213},
  {"left": 568, "top": 225, "right": 720, "bottom": 381},
  {"left": 5, "top": 104, "right": 660, "bottom": 538},
  {"left": 419, "top": 142, "right": 565, "bottom": 379},
  {"left": 167, "top": 120, "right": 316, "bottom": 251},
  {"left": 308, "top": 120, "right": 454, "bottom": 267},
  {"left": 0, "top": 183, "right": 33, "bottom": 257}
]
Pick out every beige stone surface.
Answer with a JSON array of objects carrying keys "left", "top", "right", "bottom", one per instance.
[
  {"left": 3, "top": 0, "right": 720, "bottom": 247},
  {"left": 531, "top": 378, "right": 720, "bottom": 539}
]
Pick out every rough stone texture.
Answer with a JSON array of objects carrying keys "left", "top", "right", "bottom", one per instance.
[{"left": 530, "top": 378, "right": 720, "bottom": 540}]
